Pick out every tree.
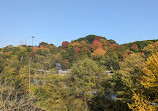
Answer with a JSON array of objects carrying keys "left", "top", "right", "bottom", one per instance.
[
  {"left": 46, "top": 44, "right": 57, "bottom": 54},
  {"left": 34, "top": 74, "right": 68, "bottom": 111},
  {"left": 128, "top": 91, "right": 156, "bottom": 111},
  {"left": 119, "top": 53, "right": 145, "bottom": 88},
  {"left": 141, "top": 52, "right": 158, "bottom": 90},
  {"left": 0, "top": 80, "right": 40, "bottom": 110},
  {"left": 62, "top": 41, "right": 69, "bottom": 49},
  {"left": 3, "top": 45, "right": 14, "bottom": 53},
  {"left": 128, "top": 52, "right": 158, "bottom": 110},
  {"left": 66, "top": 58, "right": 100, "bottom": 110},
  {"left": 91, "top": 48, "right": 106, "bottom": 56},
  {"left": 75, "top": 35, "right": 98, "bottom": 44},
  {"left": 116, "top": 53, "right": 145, "bottom": 103},
  {"left": 91, "top": 39, "right": 103, "bottom": 51},
  {"left": 117, "top": 52, "right": 158, "bottom": 110},
  {"left": 139, "top": 52, "right": 158, "bottom": 110},
  {"left": 130, "top": 44, "right": 139, "bottom": 52},
  {"left": 104, "top": 48, "right": 119, "bottom": 70},
  {"left": 107, "top": 39, "right": 117, "bottom": 44},
  {"left": 142, "top": 41, "right": 158, "bottom": 56},
  {"left": 55, "top": 53, "right": 63, "bottom": 61},
  {"left": 39, "top": 42, "right": 48, "bottom": 46},
  {"left": 62, "top": 59, "right": 70, "bottom": 69}
]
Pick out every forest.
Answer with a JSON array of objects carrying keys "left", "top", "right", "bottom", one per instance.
[{"left": 0, "top": 35, "right": 158, "bottom": 111}]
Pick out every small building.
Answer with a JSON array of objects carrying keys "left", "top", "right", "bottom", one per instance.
[
  {"left": 55, "top": 63, "right": 62, "bottom": 70},
  {"left": 55, "top": 63, "right": 70, "bottom": 74}
]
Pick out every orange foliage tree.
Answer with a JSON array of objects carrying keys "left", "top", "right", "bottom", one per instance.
[
  {"left": 91, "top": 48, "right": 106, "bottom": 57},
  {"left": 55, "top": 53, "right": 63, "bottom": 61},
  {"left": 31, "top": 47, "right": 38, "bottom": 53}
]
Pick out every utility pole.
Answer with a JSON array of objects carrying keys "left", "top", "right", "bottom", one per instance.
[
  {"left": 29, "top": 36, "right": 34, "bottom": 92},
  {"left": 29, "top": 58, "right": 31, "bottom": 91},
  {"left": 32, "top": 36, "right": 34, "bottom": 47},
  {"left": 31, "top": 36, "right": 34, "bottom": 60}
]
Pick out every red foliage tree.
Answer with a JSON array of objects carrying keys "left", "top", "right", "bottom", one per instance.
[
  {"left": 62, "top": 41, "right": 69, "bottom": 49},
  {"left": 130, "top": 44, "right": 139, "bottom": 52},
  {"left": 105, "top": 41, "right": 110, "bottom": 46},
  {"left": 39, "top": 45, "right": 45, "bottom": 48},
  {"left": 131, "top": 44, "right": 138, "bottom": 50},
  {"left": 91, "top": 39, "right": 103, "bottom": 50},
  {"left": 4, "top": 52, "right": 8, "bottom": 55},
  {"left": 74, "top": 47, "right": 80, "bottom": 54}
]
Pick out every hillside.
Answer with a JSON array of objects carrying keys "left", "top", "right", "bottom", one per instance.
[
  {"left": 0, "top": 35, "right": 158, "bottom": 110},
  {"left": 121, "top": 39, "right": 158, "bottom": 51},
  {"left": 1, "top": 35, "right": 158, "bottom": 70}
]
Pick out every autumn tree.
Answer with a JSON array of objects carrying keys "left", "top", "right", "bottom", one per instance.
[
  {"left": 130, "top": 44, "right": 139, "bottom": 52},
  {"left": 128, "top": 52, "right": 158, "bottom": 111},
  {"left": 91, "top": 48, "right": 106, "bottom": 57},
  {"left": 128, "top": 91, "right": 156, "bottom": 111},
  {"left": 142, "top": 41, "right": 158, "bottom": 56},
  {"left": 141, "top": 52, "right": 158, "bottom": 91},
  {"left": 62, "top": 41, "right": 69, "bottom": 49},
  {"left": 78, "top": 40, "right": 91, "bottom": 58},
  {"left": 91, "top": 39, "right": 103, "bottom": 51},
  {"left": 55, "top": 53, "right": 63, "bottom": 61},
  {"left": 62, "top": 59, "right": 71, "bottom": 69}
]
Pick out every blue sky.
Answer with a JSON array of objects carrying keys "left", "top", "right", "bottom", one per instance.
[{"left": 0, "top": 0, "right": 158, "bottom": 47}]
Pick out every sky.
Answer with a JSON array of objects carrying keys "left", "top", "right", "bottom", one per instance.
[{"left": 0, "top": 0, "right": 158, "bottom": 48}]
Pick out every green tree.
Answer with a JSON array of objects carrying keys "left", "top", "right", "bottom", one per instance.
[
  {"left": 104, "top": 48, "right": 119, "bottom": 70},
  {"left": 66, "top": 58, "right": 100, "bottom": 110},
  {"left": 107, "top": 39, "right": 117, "bottom": 44},
  {"left": 39, "top": 42, "right": 48, "bottom": 46},
  {"left": 3, "top": 45, "right": 14, "bottom": 53}
]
